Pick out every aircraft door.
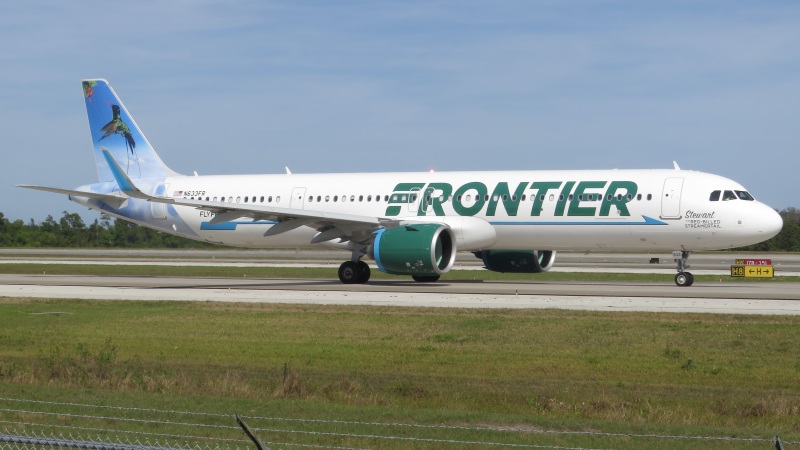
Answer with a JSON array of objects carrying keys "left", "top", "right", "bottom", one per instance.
[
  {"left": 151, "top": 183, "right": 168, "bottom": 219},
  {"left": 661, "top": 177, "right": 684, "bottom": 219},
  {"left": 407, "top": 187, "right": 421, "bottom": 213},
  {"left": 291, "top": 187, "right": 306, "bottom": 210}
]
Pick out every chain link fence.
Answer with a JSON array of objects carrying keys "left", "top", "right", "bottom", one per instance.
[
  {"left": 0, "top": 397, "right": 795, "bottom": 450},
  {"left": 0, "top": 427, "right": 246, "bottom": 450}
]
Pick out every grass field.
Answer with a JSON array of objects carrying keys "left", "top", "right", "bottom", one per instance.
[{"left": 1, "top": 296, "right": 799, "bottom": 449}]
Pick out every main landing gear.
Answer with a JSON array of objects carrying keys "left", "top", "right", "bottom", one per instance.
[
  {"left": 337, "top": 245, "right": 371, "bottom": 284},
  {"left": 338, "top": 260, "right": 371, "bottom": 284},
  {"left": 673, "top": 250, "right": 694, "bottom": 287}
]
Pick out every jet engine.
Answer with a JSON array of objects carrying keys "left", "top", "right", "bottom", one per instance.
[
  {"left": 370, "top": 224, "right": 456, "bottom": 276},
  {"left": 476, "top": 249, "right": 556, "bottom": 273}
]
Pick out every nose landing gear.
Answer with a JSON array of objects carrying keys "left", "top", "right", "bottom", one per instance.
[{"left": 673, "top": 250, "right": 694, "bottom": 287}]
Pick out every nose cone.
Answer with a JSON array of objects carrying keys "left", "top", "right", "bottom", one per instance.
[{"left": 757, "top": 204, "right": 783, "bottom": 240}]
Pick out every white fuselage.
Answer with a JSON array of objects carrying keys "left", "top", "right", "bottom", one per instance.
[{"left": 81, "top": 168, "right": 782, "bottom": 253}]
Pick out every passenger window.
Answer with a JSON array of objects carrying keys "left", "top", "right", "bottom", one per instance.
[
  {"left": 325, "top": 195, "right": 330, "bottom": 202},
  {"left": 722, "top": 190, "right": 737, "bottom": 201},
  {"left": 709, "top": 190, "right": 720, "bottom": 201},
  {"left": 646, "top": 194, "right": 652, "bottom": 201},
  {"left": 636, "top": 194, "right": 641, "bottom": 201},
  {"left": 359, "top": 195, "right": 364, "bottom": 202},
  {"left": 244, "top": 196, "right": 249, "bottom": 203}
]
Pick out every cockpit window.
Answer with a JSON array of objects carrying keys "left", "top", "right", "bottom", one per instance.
[
  {"left": 722, "top": 190, "right": 737, "bottom": 201},
  {"left": 735, "top": 190, "right": 754, "bottom": 201},
  {"left": 709, "top": 190, "right": 720, "bottom": 201}
]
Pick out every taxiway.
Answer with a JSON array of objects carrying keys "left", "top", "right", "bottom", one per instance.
[{"left": 1, "top": 272, "right": 798, "bottom": 315}]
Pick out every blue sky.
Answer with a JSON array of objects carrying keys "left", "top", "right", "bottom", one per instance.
[{"left": 2, "top": 1, "right": 799, "bottom": 223}]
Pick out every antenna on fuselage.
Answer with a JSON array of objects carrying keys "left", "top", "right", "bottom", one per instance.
[{"left": 672, "top": 161, "right": 681, "bottom": 171}]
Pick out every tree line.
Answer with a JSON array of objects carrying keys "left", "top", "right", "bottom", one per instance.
[
  {"left": 0, "top": 211, "right": 215, "bottom": 248},
  {"left": 1, "top": 208, "right": 799, "bottom": 251}
]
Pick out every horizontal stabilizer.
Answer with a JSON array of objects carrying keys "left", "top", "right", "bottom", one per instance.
[{"left": 17, "top": 184, "right": 129, "bottom": 209}]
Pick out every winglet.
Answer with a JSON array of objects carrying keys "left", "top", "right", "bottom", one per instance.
[{"left": 101, "top": 147, "right": 149, "bottom": 199}]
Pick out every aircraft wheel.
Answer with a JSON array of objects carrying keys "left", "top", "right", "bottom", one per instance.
[
  {"left": 412, "top": 275, "right": 440, "bottom": 283},
  {"left": 675, "top": 272, "right": 694, "bottom": 287},
  {"left": 357, "top": 261, "right": 371, "bottom": 284},
  {"left": 338, "top": 261, "right": 361, "bottom": 284}
]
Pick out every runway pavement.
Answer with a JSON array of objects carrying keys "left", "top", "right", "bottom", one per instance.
[
  {"left": 2, "top": 249, "right": 800, "bottom": 275},
  {"left": 1, "top": 272, "right": 799, "bottom": 315}
]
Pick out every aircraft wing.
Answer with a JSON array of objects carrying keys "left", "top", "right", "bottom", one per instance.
[
  {"left": 168, "top": 197, "right": 387, "bottom": 243},
  {"left": 99, "top": 149, "right": 391, "bottom": 244}
]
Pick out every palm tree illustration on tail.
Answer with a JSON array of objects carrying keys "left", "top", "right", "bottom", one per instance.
[{"left": 99, "top": 103, "right": 139, "bottom": 177}]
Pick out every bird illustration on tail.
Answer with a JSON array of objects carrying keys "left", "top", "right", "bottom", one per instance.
[{"left": 99, "top": 103, "right": 140, "bottom": 177}]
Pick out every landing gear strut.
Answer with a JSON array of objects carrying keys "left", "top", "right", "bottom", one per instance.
[{"left": 673, "top": 250, "right": 694, "bottom": 287}]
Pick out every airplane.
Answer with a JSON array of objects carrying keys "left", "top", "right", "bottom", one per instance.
[{"left": 19, "top": 79, "right": 783, "bottom": 287}]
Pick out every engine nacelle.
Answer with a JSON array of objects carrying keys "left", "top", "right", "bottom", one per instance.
[
  {"left": 370, "top": 224, "right": 456, "bottom": 275},
  {"left": 476, "top": 250, "right": 556, "bottom": 273}
]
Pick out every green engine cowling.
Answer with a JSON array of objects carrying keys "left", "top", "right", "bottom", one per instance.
[
  {"left": 371, "top": 224, "right": 456, "bottom": 275},
  {"left": 476, "top": 250, "right": 556, "bottom": 273}
]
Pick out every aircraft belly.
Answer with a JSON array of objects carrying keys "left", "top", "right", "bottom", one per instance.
[{"left": 490, "top": 223, "right": 704, "bottom": 251}]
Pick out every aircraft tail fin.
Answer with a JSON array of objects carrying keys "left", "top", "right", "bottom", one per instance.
[{"left": 82, "top": 79, "right": 180, "bottom": 182}]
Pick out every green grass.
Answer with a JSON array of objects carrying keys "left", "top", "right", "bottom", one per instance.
[{"left": 0, "top": 298, "right": 799, "bottom": 449}]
